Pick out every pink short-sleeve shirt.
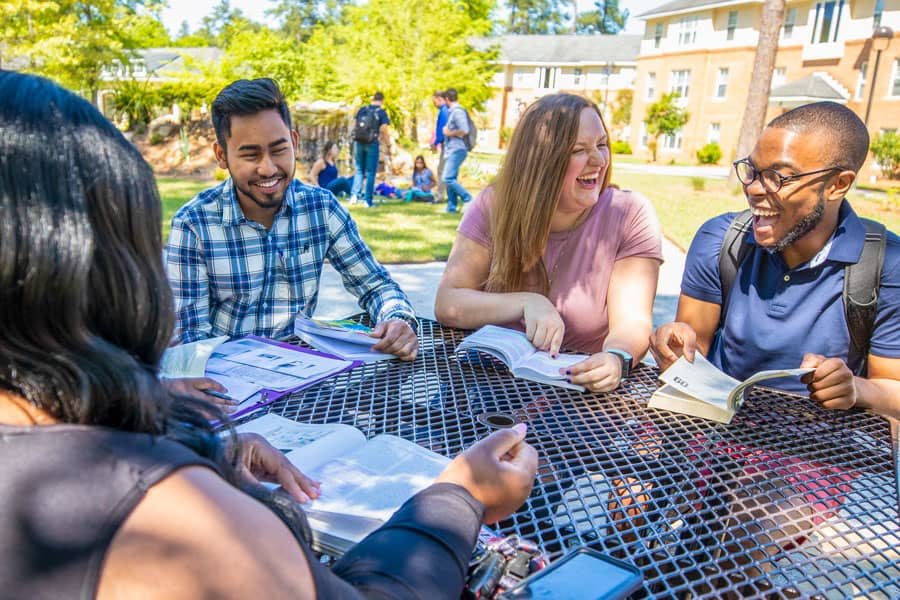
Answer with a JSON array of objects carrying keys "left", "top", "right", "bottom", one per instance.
[{"left": 458, "top": 186, "right": 663, "bottom": 353}]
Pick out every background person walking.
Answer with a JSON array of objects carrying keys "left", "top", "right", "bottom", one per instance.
[
  {"left": 441, "top": 88, "right": 472, "bottom": 213},
  {"left": 431, "top": 90, "right": 449, "bottom": 205},
  {"left": 351, "top": 91, "right": 390, "bottom": 208}
]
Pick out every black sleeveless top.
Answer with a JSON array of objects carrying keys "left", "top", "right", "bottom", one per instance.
[{"left": 0, "top": 424, "right": 219, "bottom": 600}]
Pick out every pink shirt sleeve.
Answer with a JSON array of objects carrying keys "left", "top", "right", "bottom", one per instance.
[
  {"left": 457, "top": 187, "right": 494, "bottom": 248},
  {"left": 615, "top": 191, "right": 664, "bottom": 262}
]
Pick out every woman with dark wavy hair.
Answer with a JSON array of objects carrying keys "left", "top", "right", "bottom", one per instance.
[{"left": 0, "top": 71, "right": 537, "bottom": 599}]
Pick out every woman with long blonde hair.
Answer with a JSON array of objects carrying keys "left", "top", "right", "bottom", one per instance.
[{"left": 435, "top": 93, "right": 662, "bottom": 392}]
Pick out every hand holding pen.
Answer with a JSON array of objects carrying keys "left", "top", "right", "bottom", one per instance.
[{"left": 161, "top": 376, "right": 238, "bottom": 412}]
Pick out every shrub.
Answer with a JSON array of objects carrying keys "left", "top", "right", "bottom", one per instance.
[
  {"left": 690, "top": 176, "right": 706, "bottom": 191},
  {"left": 149, "top": 132, "right": 165, "bottom": 145},
  {"left": 870, "top": 131, "right": 900, "bottom": 179},
  {"left": 499, "top": 126, "right": 513, "bottom": 147},
  {"left": 611, "top": 140, "right": 632, "bottom": 155},
  {"left": 696, "top": 142, "right": 723, "bottom": 165}
]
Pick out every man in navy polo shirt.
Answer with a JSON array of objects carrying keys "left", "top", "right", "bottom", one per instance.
[{"left": 650, "top": 102, "right": 900, "bottom": 418}]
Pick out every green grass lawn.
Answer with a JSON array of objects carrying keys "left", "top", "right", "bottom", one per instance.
[{"left": 158, "top": 174, "right": 900, "bottom": 261}]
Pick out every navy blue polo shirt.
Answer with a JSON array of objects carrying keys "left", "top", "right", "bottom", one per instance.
[{"left": 681, "top": 201, "right": 900, "bottom": 394}]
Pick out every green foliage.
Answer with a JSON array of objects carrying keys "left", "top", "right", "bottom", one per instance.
[
  {"left": 506, "top": 0, "right": 568, "bottom": 34},
  {"left": 696, "top": 142, "right": 723, "bottom": 165},
  {"left": 870, "top": 131, "right": 900, "bottom": 179},
  {"left": 644, "top": 92, "right": 689, "bottom": 162},
  {"left": 611, "top": 89, "right": 632, "bottom": 127},
  {"left": 690, "top": 176, "right": 705, "bottom": 191},
  {"left": 576, "top": 0, "right": 629, "bottom": 34},
  {"left": 499, "top": 126, "right": 513, "bottom": 147},
  {"left": 109, "top": 79, "right": 219, "bottom": 130},
  {"left": 179, "top": 128, "right": 191, "bottom": 161},
  {"left": 149, "top": 131, "right": 164, "bottom": 145},
  {"left": 611, "top": 140, "right": 632, "bottom": 155}
]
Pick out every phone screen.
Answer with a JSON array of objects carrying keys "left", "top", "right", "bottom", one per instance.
[{"left": 501, "top": 551, "right": 642, "bottom": 600}]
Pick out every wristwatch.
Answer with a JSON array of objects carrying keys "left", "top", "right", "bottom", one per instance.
[
  {"left": 606, "top": 348, "right": 633, "bottom": 379},
  {"left": 389, "top": 314, "right": 419, "bottom": 335}
]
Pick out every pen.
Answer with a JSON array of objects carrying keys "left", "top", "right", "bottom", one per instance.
[{"left": 205, "top": 389, "right": 237, "bottom": 404}]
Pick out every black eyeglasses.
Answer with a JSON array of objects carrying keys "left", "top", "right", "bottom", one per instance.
[{"left": 733, "top": 159, "right": 842, "bottom": 193}]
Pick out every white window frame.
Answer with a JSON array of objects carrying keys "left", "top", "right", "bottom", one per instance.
[
  {"left": 810, "top": 1, "right": 844, "bottom": 45},
  {"left": 639, "top": 123, "right": 649, "bottom": 149},
  {"left": 855, "top": 62, "right": 867, "bottom": 101},
  {"left": 536, "top": 67, "right": 559, "bottom": 89},
  {"left": 678, "top": 16, "right": 698, "bottom": 46},
  {"left": 714, "top": 68, "right": 729, "bottom": 99},
  {"left": 662, "top": 130, "right": 683, "bottom": 151},
  {"left": 726, "top": 11, "right": 738, "bottom": 41},
  {"left": 771, "top": 67, "right": 787, "bottom": 90},
  {"left": 707, "top": 123, "right": 721, "bottom": 144},
  {"left": 670, "top": 69, "right": 691, "bottom": 99},
  {"left": 782, "top": 7, "right": 797, "bottom": 39},
  {"left": 645, "top": 72, "right": 656, "bottom": 101},
  {"left": 890, "top": 59, "right": 900, "bottom": 98},
  {"left": 573, "top": 67, "right": 583, "bottom": 86},
  {"left": 654, "top": 23, "right": 664, "bottom": 48}
]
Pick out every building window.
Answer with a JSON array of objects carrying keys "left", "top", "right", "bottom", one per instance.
[
  {"left": 875, "top": 0, "right": 884, "bottom": 27},
  {"left": 891, "top": 59, "right": 900, "bottom": 97},
  {"left": 783, "top": 7, "right": 797, "bottom": 39},
  {"left": 654, "top": 23, "right": 664, "bottom": 48},
  {"left": 639, "top": 123, "right": 649, "bottom": 148},
  {"left": 678, "top": 16, "right": 698, "bottom": 46},
  {"left": 645, "top": 72, "right": 656, "bottom": 100},
  {"left": 708, "top": 122, "right": 721, "bottom": 144},
  {"left": 855, "top": 62, "right": 867, "bottom": 101},
  {"left": 811, "top": 1, "right": 844, "bottom": 45},
  {"left": 670, "top": 69, "right": 690, "bottom": 99},
  {"left": 714, "top": 68, "right": 729, "bottom": 99},
  {"left": 726, "top": 11, "right": 738, "bottom": 41},
  {"left": 771, "top": 67, "right": 787, "bottom": 90},
  {"left": 537, "top": 67, "right": 558, "bottom": 89},
  {"left": 573, "top": 68, "right": 583, "bottom": 86},
  {"left": 662, "top": 130, "right": 683, "bottom": 151}
]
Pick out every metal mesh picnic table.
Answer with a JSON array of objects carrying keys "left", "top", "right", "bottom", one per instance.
[{"left": 269, "top": 318, "right": 900, "bottom": 599}]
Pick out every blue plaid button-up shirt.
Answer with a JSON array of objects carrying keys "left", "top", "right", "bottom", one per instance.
[{"left": 166, "top": 179, "right": 415, "bottom": 344}]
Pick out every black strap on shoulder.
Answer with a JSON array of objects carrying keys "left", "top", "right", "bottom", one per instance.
[
  {"left": 845, "top": 218, "right": 887, "bottom": 375},
  {"left": 717, "top": 210, "right": 754, "bottom": 326}
]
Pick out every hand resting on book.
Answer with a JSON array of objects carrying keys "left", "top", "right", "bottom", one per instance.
[
  {"left": 522, "top": 294, "right": 566, "bottom": 358},
  {"left": 648, "top": 322, "right": 702, "bottom": 371},
  {"left": 368, "top": 319, "right": 419, "bottom": 361},
  {"left": 236, "top": 433, "right": 321, "bottom": 503},
  {"left": 435, "top": 423, "right": 538, "bottom": 523}
]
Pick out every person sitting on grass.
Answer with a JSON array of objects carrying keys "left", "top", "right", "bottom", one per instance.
[
  {"left": 309, "top": 140, "right": 353, "bottom": 198},
  {"left": 403, "top": 155, "right": 436, "bottom": 203},
  {"left": 435, "top": 93, "right": 662, "bottom": 393},
  {"left": 0, "top": 70, "right": 539, "bottom": 600},
  {"left": 649, "top": 101, "right": 900, "bottom": 418}
]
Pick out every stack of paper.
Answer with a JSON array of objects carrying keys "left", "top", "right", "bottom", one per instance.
[{"left": 294, "top": 313, "right": 396, "bottom": 362}]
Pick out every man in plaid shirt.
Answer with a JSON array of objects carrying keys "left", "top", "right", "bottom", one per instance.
[{"left": 165, "top": 78, "right": 419, "bottom": 362}]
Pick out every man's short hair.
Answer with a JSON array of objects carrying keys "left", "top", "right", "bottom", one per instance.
[
  {"left": 211, "top": 78, "right": 291, "bottom": 149},
  {"left": 433, "top": 90, "right": 445, "bottom": 98},
  {"left": 373, "top": 91, "right": 385, "bottom": 102},
  {"left": 445, "top": 88, "right": 458, "bottom": 102},
  {"left": 766, "top": 101, "right": 869, "bottom": 172}
]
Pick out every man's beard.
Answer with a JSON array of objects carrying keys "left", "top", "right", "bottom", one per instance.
[
  {"left": 773, "top": 191, "right": 826, "bottom": 253},
  {"left": 233, "top": 163, "right": 295, "bottom": 211}
]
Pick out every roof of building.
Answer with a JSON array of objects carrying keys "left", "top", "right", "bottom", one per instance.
[
  {"left": 638, "top": 0, "right": 761, "bottom": 20},
  {"left": 769, "top": 72, "right": 850, "bottom": 105},
  {"left": 136, "top": 47, "right": 224, "bottom": 73},
  {"left": 471, "top": 34, "right": 641, "bottom": 65}
]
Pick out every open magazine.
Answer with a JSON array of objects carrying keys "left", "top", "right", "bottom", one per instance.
[
  {"left": 457, "top": 325, "right": 589, "bottom": 391},
  {"left": 294, "top": 313, "right": 395, "bottom": 362},
  {"left": 235, "top": 413, "right": 450, "bottom": 554},
  {"left": 649, "top": 353, "right": 813, "bottom": 424}
]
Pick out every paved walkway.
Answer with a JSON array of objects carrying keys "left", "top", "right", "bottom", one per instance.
[{"left": 315, "top": 237, "right": 685, "bottom": 329}]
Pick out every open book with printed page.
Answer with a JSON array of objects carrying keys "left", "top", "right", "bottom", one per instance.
[
  {"left": 649, "top": 353, "right": 813, "bottom": 424},
  {"left": 235, "top": 413, "right": 454, "bottom": 555},
  {"left": 457, "top": 325, "right": 590, "bottom": 391}
]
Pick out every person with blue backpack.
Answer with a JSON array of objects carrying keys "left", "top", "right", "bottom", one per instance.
[
  {"left": 650, "top": 102, "right": 900, "bottom": 419},
  {"left": 441, "top": 88, "right": 474, "bottom": 213},
  {"left": 351, "top": 91, "right": 390, "bottom": 208}
]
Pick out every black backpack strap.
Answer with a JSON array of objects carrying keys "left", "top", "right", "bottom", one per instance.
[
  {"left": 844, "top": 218, "right": 887, "bottom": 375},
  {"left": 718, "top": 210, "right": 754, "bottom": 326}
]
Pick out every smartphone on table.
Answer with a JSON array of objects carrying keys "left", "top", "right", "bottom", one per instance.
[{"left": 499, "top": 547, "right": 642, "bottom": 600}]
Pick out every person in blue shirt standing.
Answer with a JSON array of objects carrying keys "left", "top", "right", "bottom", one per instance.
[
  {"left": 350, "top": 92, "right": 391, "bottom": 208},
  {"left": 431, "top": 90, "right": 449, "bottom": 205},
  {"left": 442, "top": 88, "right": 473, "bottom": 213},
  {"left": 166, "top": 79, "right": 419, "bottom": 360},
  {"left": 650, "top": 101, "right": 900, "bottom": 418}
]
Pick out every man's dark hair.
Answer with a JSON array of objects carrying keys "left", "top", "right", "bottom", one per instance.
[
  {"left": 211, "top": 78, "right": 291, "bottom": 149},
  {"left": 433, "top": 90, "right": 445, "bottom": 98},
  {"left": 767, "top": 101, "right": 869, "bottom": 172},
  {"left": 373, "top": 91, "right": 385, "bottom": 102},
  {"left": 445, "top": 88, "right": 458, "bottom": 102}
]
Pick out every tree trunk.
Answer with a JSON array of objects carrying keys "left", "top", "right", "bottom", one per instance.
[{"left": 730, "top": 0, "right": 786, "bottom": 186}]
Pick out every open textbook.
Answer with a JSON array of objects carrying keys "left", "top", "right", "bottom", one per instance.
[
  {"left": 649, "top": 353, "right": 813, "bottom": 424},
  {"left": 236, "top": 413, "right": 451, "bottom": 554},
  {"left": 457, "top": 325, "right": 589, "bottom": 391},
  {"left": 294, "top": 313, "right": 395, "bottom": 363},
  {"left": 161, "top": 336, "right": 357, "bottom": 420}
]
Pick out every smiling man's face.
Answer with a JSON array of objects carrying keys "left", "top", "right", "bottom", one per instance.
[{"left": 214, "top": 109, "right": 298, "bottom": 218}]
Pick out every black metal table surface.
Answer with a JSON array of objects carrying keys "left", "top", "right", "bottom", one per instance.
[{"left": 268, "top": 319, "right": 900, "bottom": 599}]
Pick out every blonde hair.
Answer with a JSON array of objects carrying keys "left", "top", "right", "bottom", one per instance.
[{"left": 486, "top": 94, "right": 611, "bottom": 294}]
